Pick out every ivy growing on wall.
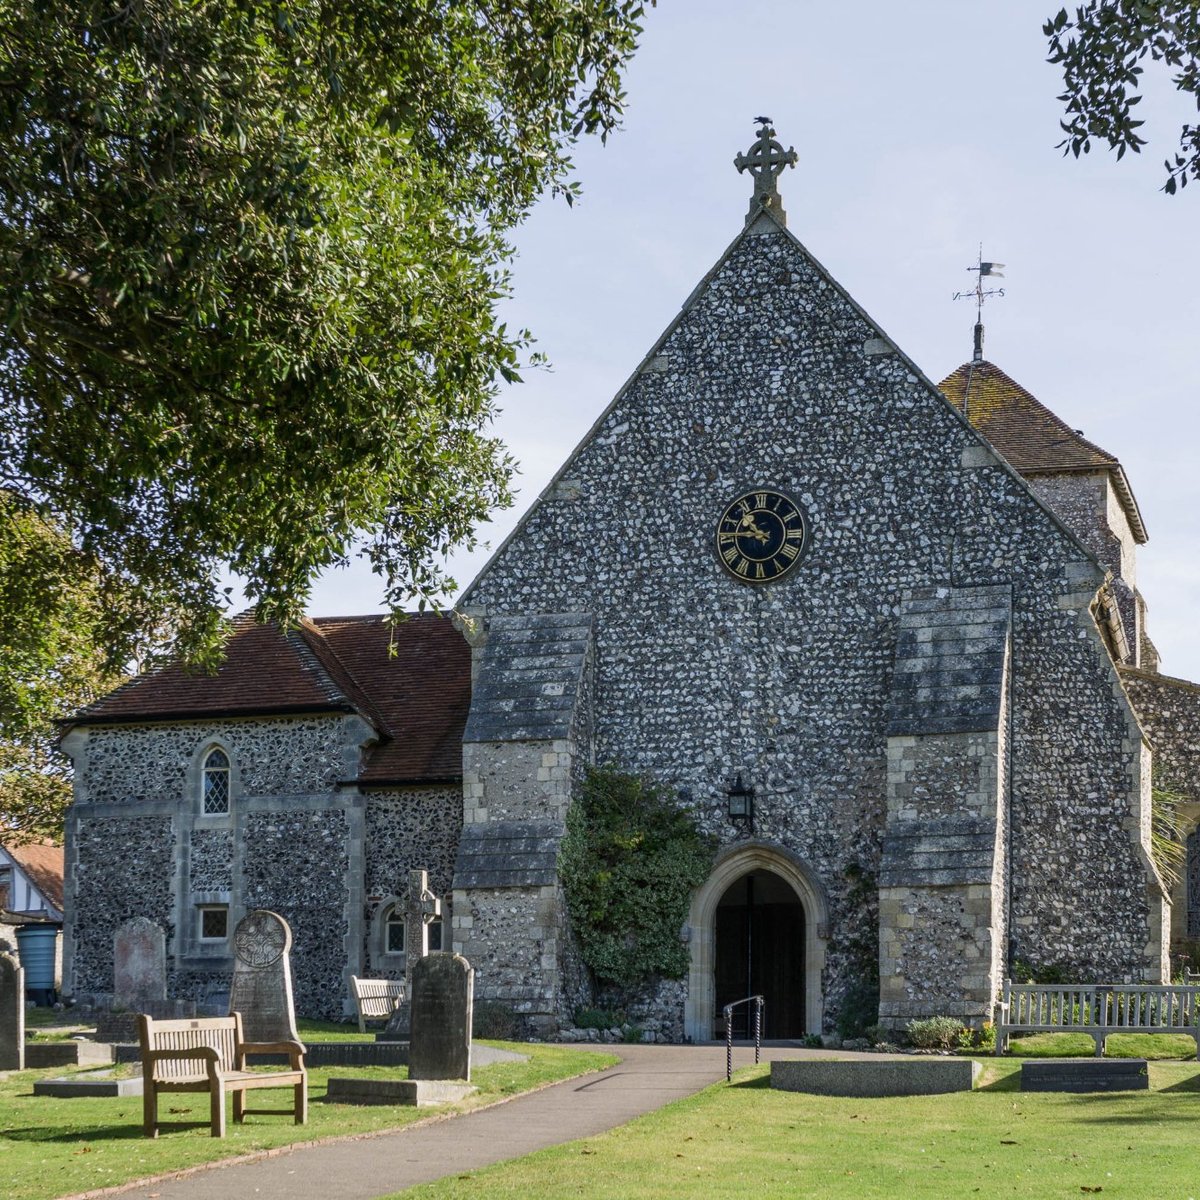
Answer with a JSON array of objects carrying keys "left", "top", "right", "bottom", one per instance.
[{"left": 560, "top": 765, "right": 717, "bottom": 988}]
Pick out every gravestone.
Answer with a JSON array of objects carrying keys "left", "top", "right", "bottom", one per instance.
[
  {"left": 113, "top": 918, "right": 166, "bottom": 1011},
  {"left": 228, "top": 910, "right": 300, "bottom": 1044},
  {"left": 1021, "top": 1058, "right": 1149, "bottom": 1093},
  {"left": 0, "top": 954, "right": 24, "bottom": 1070},
  {"left": 408, "top": 953, "right": 473, "bottom": 1082},
  {"left": 95, "top": 918, "right": 174, "bottom": 1042},
  {"left": 381, "top": 870, "right": 442, "bottom": 1041}
]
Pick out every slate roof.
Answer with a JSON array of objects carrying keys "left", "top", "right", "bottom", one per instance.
[
  {"left": 4, "top": 841, "right": 65, "bottom": 912},
  {"left": 70, "top": 613, "right": 471, "bottom": 785},
  {"left": 939, "top": 359, "right": 1147, "bottom": 543}
]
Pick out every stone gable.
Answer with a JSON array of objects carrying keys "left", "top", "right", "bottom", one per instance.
[{"left": 462, "top": 214, "right": 1162, "bottom": 1032}]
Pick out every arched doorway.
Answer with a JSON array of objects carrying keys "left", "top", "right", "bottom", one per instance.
[
  {"left": 714, "top": 870, "right": 805, "bottom": 1037},
  {"left": 685, "top": 842, "right": 827, "bottom": 1043}
]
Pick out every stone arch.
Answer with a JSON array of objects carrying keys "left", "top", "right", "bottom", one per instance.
[{"left": 685, "top": 841, "right": 828, "bottom": 1042}]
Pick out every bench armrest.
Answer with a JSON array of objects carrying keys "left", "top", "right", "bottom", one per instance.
[{"left": 236, "top": 1040, "right": 307, "bottom": 1069}]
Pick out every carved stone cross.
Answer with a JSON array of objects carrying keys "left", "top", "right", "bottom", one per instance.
[
  {"left": 382, "top": 869, "right": 443, "bottom": 1041},
  {"left": 734, "top": 119, "right": 798, "bottom": 224},
  {"left": 405, "top": 868, "right": 442, "bottom": 962}
]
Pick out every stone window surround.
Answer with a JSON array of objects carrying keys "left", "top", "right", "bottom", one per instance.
[
  {"left": 373, "top": 895, "right": 407, "bottom": 965},
  {"left": 371, "top": 895, "right": 446, "bottom": 966},
  {"left": 684, "top": 841, "right": 829, "bottom": 1043},
  {"left": 189, "top": 740, "right": 241, "bottom": 828},
  {"left": 201, "top": 747, "right": 231, "bottom": 815}
]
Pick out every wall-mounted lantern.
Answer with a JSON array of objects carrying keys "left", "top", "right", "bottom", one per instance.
[{"left": 727, "top": 773, "right": 755, "bottom": 828}]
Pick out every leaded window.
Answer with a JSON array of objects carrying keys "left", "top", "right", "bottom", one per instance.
[
  {"left": 202, "top": 748, "right": 231, "bottom": 814},
  {"left": 385, "top": 908, "right": 406, "bottom": 954},
  {"left": 199, "top": 905, "right": 228, "bottom": 941}
]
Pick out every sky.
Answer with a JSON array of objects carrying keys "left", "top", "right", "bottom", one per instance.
[{"left": 305, "top": 1, "right": 1200, "bottom": 682}]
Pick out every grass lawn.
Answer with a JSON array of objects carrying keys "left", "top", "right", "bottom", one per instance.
[
  {"left": 0, "top": 1042, "right": 616, "bottom": 1200},
  {"left": 394, "top": 1057, "right": 1200, "bottom": 1200}
]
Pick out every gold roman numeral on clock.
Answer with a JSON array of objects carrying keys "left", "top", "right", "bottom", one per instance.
[
  {"left": 722, "top": 545, "right": 738, "bottom": 564},
  {"left": 780, "top": 543, "right": 799, "bottom": 560}
]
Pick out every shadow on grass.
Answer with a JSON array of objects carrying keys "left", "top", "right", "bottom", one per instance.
[
  {"left": 727, "top": 1074, "right": 771, "bottom": 1090},
  {"left": 3, "top": 1124, "right": 144, "bottom": 1144},
  {"left": 974, "top": 1073, "right": 1021, "bottom": 1092}
]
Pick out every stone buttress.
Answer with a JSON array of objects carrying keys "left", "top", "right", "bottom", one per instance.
[
  {"left": 879, "top": 586, "right": 1011, "bottom": 1026},
  {"left": 452, "top": 614, "right": 594, "bottom": 1035}
]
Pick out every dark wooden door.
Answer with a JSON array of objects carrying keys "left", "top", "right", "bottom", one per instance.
[{"left": 713, "top": 873, "right": 805, "bottom": 1038}]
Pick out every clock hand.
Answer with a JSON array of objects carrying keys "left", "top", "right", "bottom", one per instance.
[{"left": 739, "top": 515, "right": 771, "bottom": 543}]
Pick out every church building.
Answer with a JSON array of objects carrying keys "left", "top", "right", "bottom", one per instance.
[{"left": 60, "top": 126, "right": 1200, "bottom": 1040}]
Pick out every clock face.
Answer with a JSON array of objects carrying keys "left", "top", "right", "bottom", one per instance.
[{"left": 715, "top": 489, "right": 809, "bottom": 583}]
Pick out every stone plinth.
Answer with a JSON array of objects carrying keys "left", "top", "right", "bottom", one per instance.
[
  {"left": 34, "top": 1071, "right": 143, "bottom": 1098},
  {"left": 770, "top": 1058, "right": 979, "bottom": 1096},
  {"left": 325, "top": 1077, "right": 475, "bottom": 1106}
]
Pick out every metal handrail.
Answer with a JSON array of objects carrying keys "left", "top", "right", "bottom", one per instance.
[{"left": 723, "top": 994, "right": 764, "bottom": 1082}]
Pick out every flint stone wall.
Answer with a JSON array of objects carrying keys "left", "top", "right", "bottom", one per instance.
[
  {"left": 462, "top": 218, "right": 1161, "bottom": 1032},
  {"left": 63, "top": 714, "right": 371, "bottom": 1018},
  {"left": 363, "top": 785, "right": 461, "bottom": 979},
  {"left": 1120, "top": 670, "right": 1200, "bottom": 804}
]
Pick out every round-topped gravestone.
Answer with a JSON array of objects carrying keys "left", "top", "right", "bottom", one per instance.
[
  {"left": 113, "top": 917, "right": 166, "bottom": 1011},
  {"left": 408, "top": 953, "right": 473, "bottom": 1082},
  {"left": 228, "top": 910, "right": 300, "bottom": 1045}
]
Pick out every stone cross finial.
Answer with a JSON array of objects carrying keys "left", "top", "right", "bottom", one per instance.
[{"left": 734, "top": 118, "right": 798, "bottom": 226}]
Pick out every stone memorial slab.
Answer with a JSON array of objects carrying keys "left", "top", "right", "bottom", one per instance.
[
  {"left": 228, "top": 909, "right": 300, "bottom": 1044},
  {"left": 408, "top": 953, "right": 473, "bottom": 1082},
  {"left": 113, "top": 917, "right": 166, "bottom": 1011},
  {"left": 0, "top": 954, "right": 23, "bottom": 1071},
  {"left": 1021, "top": 1059, "right": 1149, "bottom": 1093},
  {"left": 770, "top": 1058, "right": 979, "bottom": 1096},
  {"left": 33, "top": 1070, "right": 143, "bottom": 1098}
]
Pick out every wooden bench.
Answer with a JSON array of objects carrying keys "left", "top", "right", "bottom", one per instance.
[
  {"left": 995, "top": 980, "right": 1200, "bottom": 1058},
  {"left": 350, "top": 975, "right": 405, "bottom": 1033},
  {"left": 139, "top": 1013, "right": 307, "bottom": 1138}
]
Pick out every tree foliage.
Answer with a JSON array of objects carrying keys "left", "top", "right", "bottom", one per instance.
[
  {"left": 559, "top": 766, "right": 716, "bottom": 989},
  {"left": 0, "top": 0, "right": 650, "bottom": 666},
  {"left": 0, "top": 495, "right": 129, "bottom": 841},
  {"left": 1047, "top": 2, "right": 1200, "bottom": 192}
]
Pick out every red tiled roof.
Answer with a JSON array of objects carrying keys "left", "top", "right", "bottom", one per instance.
[
  {"left": 71, "top": 613, "right": 471, "bottom": 784},
  {"left": 5, "top": 841, "right": 64, "bottom": 911},
  {"left": 939, "top": 360, "right": 1147, "bottom": 543},
  {"left": 76, "top": 612, "right": 353, "bottom": 722},
  {"left": 308, "top": 615, "right": 470, "bottom": 783}
]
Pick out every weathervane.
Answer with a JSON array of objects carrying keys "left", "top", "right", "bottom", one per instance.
[
  {"left": 734, "top": 117, "right": 798, "bottom": 226},
  {"left": 953, "top": 246, "right": 1006, "bottom": 362}
]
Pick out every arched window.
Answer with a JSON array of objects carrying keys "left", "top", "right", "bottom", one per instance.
[
  {"left": 384, "top": 906, "right": 406, "bottom": 955},
  {"left": 202, "top": 748, "right": 231, "bottom": 815}
]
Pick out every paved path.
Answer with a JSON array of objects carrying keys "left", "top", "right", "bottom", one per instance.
[{"left": 111, "top": 1043, "right": 821, "bottom": 1200}]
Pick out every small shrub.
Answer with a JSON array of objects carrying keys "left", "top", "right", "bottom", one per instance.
[
  {"left": 906, "top": 1016, "right": 966, "bottom": 1051},
  {"left": 863, "top": 1023, "right": 884, "bottom": 1045},
  {"left": 472, "top": 1001, "right": 522, "bottom": 1040},
  {"left": 620, "top": 1024, "right": 644, "bottom": 1043},
  {"left": 573, "top": 1006, "right": 625, "bottom": 1030},
  {"left": 975, "top": 1020, "right": 997, "bottom": 1052},
  {"left": 800, "top": 1033, "right": 823, "bottom": 1049},
  {"left": 956, "top": 1024, "right": 975, "bottom": 1052}
]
